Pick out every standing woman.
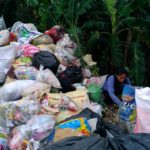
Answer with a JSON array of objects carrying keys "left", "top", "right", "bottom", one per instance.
[{"left": 102, "top": 67, "right": 131, "bottom": 106}]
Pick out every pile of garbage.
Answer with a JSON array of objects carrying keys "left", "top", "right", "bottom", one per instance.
[{"left": 0, "top": 19, "right": 150, "bottom": 150}]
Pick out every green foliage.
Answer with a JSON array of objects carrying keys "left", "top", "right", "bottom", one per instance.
[{"left": 1, "top": 0, "right": 150, "bottom": 86}]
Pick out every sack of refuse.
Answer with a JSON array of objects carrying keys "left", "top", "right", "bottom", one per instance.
[
  {"left": 0, "top": 45, "right": 17, "bottom": 84},
  {"left": 54, "top": 45, "right": 75, "bottom": 65},
  {"left": 0, "top": 80, "right": 35, "bottom": 102},
  {"left": 118, "top": 85, "right": 136, "bottom": 133},
  {"left": 39, "top": 92, "right": 78, "bottom": 115},
  {"left": 57, "top": 65, "right": 84, "bottom": 93},
  {"left": 31, "top": 34, "right": 54, "bottom": 45},
  {"left": 36, "top": 66, "right": 61, "bottom": 88},
  {"left": 11, "top": 21, "right": 38, "bottom": 36},
  {"left": 134, "top": 87, "right": 150, "bottom": 133},
  {"left": 22, "top": 82, "right": 51, "bottom": 98},
  {"left": 32, "top": 51, "right": 60, "bottom": 74},
  {"left": 45, "top": 25, "right": 65, "bottom": 43},
  {"left": 0, "top": 97, "right": 40, "bottom": 128},
  {"left": 57, "top": 34, "right": 77, "bottom": 55},
  {"left": 14, "top": 66, "right": 38, "bottom": 80},
  {"left": 8, "top": 115, "right": 55, "bottom": 150},
  {"left": 0, "top": 30, "right": 10, "bottom": 46}
]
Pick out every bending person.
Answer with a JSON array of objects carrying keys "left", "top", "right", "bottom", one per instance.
[{"left": 102, "top": 67, "right": 131, "bottom": 106}]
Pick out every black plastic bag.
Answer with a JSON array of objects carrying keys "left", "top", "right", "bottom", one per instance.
[
  {"left": 32, "top": 51, "right": 59, "bottom": 74},
  {"left": 57, "top": 65, "right": 83, "bottom": 93},
  {"left": 43, "top": 134, "right": 150, "bottom": 150}
]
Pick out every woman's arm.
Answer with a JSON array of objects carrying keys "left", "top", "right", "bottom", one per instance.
[{"left": 107, "top": 76, "right": 122, "bottom": 106}]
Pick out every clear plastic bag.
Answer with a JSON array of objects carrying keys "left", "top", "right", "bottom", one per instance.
[
  {"left": 22, "top": 82, "right": 51, "bottom": 98},
  {"left": 36, "top": 66, "right": 61, "bottom": 89},
  {"left": 0, "top": 97, "right": 40, "bottom": 128},
  {"left": 0, "top": 80, "right": 35, "bottom": 102},
  {"left": 8, "top": 115, "right": 55, "bottom": 150},
  {"left": 0, "top": 45, "right": 17, "bottom": 83}
]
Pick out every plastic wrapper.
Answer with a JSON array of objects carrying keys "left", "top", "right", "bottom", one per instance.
[
  {"left": 0, "top": 45, "right": 17, "bottom": 83},
  {"left": 8, "top": 115, "right": 55, "bottom": 150},
  {"left": 37, "top": 66, "right": 61, "bottom": 88},
  {"left": 0, "top": 97, "right": 40, "bottom": 128},
  {"left": 22, "top": 44, "right": 40, "bottom": 57},
  {"left": 57, "top": 34, "right": 77, "bottom": 55},
  {"left": 14, "top": 66, "right": 38, "bottom": 80},
  {"left": 11, "top": 22, "right": 38, "bottom": 36},
  {"left": 31, "top": 34, "right": 54, "bottom": 45},
  {"left": 57, "top": 118, "right": 91, "bottom": 136},
  {"left": 18, "top": 26, "right": 42, "bottom": 45},
  {"left": 13, "top": 57, "right": 32, "bottom": 69},
  {"left": 0, "top": 30, "right": 10, "bottom": 46},
  {"left": 22, "top": 82, "right": 51, "bottom": 98},
  {"left": 0, "top": 80, "right": 35, "bottom": 102}
]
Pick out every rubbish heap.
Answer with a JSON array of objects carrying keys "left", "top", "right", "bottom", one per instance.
[{"left": 0, "top": 19, "right": 150, "bottom": 150}]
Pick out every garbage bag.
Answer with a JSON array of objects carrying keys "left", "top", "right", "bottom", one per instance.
[
  {"left": 0, "top": 97, "right": 40, "bottom": 128},
  {"left": 0, "top": 30, "right": 10, "bottom": 46},
  {"left": 14, "top": 66, "right": 38, "bottom": 80},
  {"left": 57, "top": 65, "right": 83, "bottom": 93},
  {"left": 22, "top": 44, "right": 40, "bottom": 57},
  {"left": 8, "top": 115, "right": 55, "bottom": 150},
  {"left": 45, "top": 25, "right": 65, "bottom": 43},
  {"left": 36, "top": 66, "right": 61, "bottom": 88},
  {"left": 0, "top": 16, "right": 6, "bottom": 30},
  {"left": 42, "top": 134, "right": 150, "bottom": 150},
  {"left": 0, "top": 80, "right": 35, "bottom": 102},
  {"left": 32, "top": 51, "right": 59, "bottom": 74},
  {"left": 31, "top": 34, "right": 54, "bottom": 45},
  {"left": 57, "top": 34, "right": 77, "bottom": 55},
  {"left": 39, "top": 92, "right": 78, "bottom": 115},
  {"left": 11, "top": 21, "right": 38, "bottom": 36},
  {"left": 22, "top": 82, "right": 51, "bottom": 98},
  {"left": 134, "top": 88, "right": 150, "bottom": 133},
  {"left": 0, "top": 45, "right": 17, "bottom": 83}
]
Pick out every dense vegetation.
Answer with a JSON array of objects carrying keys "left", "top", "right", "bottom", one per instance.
[{"left": 0, "top": 0, "right": 150, "bottom": 86}]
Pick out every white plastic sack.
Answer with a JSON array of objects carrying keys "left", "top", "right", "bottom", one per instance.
[
  {"left": 134, "top": 88, "right": 150, "bottom": 133},
  {"left": 0, "top": 45, "right": 17, "bottom": 83},
  {"left": 36, "top": 66, "right": 61, "bottom": 89},
  {"left": 22, "top": 82, "right": 51, "bottom": 98},
  {"left": 0, "top": 80, "right": 35, "bottom": 102},
  {"left": 0, "top": 30, "right": 10, "bottom": 46}
]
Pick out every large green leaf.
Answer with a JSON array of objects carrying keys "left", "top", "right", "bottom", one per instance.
[{"left": 104, "top": 0, "right": 117, "bottom": 33}]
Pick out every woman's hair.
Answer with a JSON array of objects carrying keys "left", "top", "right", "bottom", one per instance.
[{"left": 115, "top": 67, "right": 128, "bottom": 76}]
